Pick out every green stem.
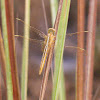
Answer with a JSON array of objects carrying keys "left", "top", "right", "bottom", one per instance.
[
  {"left": 1, "top": 0, "right": 13, "bottom": 99},
  {"left": 50, "top": 0, "right": 58, "bottom": 26},
  {"left": 59, "top": 67, "right": 66, "bottom": 100},
  {"left": 52, "top": 0, "right": 71, "bottom": 100},
  {"left": 21, "top": 0, "right": 30, "bottom": 100}
]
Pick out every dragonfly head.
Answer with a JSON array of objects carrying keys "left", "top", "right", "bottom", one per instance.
[{"left": 48, "top": 28, "right": 56, "bottom": 35}]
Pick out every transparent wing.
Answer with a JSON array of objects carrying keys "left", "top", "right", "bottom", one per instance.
[
  {"left": 15, "top": 18, "right": 47, "bottom": 52},
  {"left": 15, "top": 34, "right": 44, "bottom": 44},
  {"left": 14, "top": 34, "right": 45, "bottom": 55},
  {"left": 16, "top": 18, "right": 46, "bottom": 39},
  {"left": 66, "top": 31, "right": 88, "bottom": 36}
]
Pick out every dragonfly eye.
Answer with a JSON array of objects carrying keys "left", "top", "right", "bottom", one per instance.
[{"left": 48, "top": 28, "right": 56, "bottom": 35}]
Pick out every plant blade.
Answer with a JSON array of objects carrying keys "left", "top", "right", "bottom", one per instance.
[
  {"left": 21, "top": 0, "right": 30, "bottom": 100},
  {"left": 1, "top": 0, "right": 13, "bottom": 99},
  {"left": 52, "top": 0, "right": 71, "bottom": 100}
]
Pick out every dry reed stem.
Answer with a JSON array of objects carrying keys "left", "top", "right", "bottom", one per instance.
[
  {"left": 5, "top": 0, "right": 21, "bottom": 99},
  {"left": 84, "top": 0, "right": 97, "bottom": 99},
  {"left": 0, "top": 27, "right": 7, "bottom": 90},
  {"left": 39, "top": 0, "right": 63, "bottom": 99},
  {"left": 76, "top": 0, "right": 85, "bottom": 100}
]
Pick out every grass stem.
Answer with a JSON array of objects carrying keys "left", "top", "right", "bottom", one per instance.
[
  {"left": 84, "top": 0, "right": 97, "bottom": 99},
  {"left": 21, "top": 0, "right": 30, "bottom": 100},
  {"left": 52, "top": 0, "right": 71, "bottom": 100},
  {"left": 1, "top": 0, "right": 13, "bottom": 99}
]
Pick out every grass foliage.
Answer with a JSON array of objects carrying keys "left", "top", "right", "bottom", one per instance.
[{"left": 52, "top": 0, "right": 71, "bottom": 100}]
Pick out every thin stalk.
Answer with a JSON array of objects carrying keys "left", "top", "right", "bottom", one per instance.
[
  {"left": 39, "top": 45, "right": 54, "bottom": 100},
  {"left": 54, "top": 0, "right": 63, "bottom": 33},
  {"left": 39, "top": 0, "right": 62, "bottom": 100},
  {"left": 52, "top": 0, "right": 71, "bottom": 100},
  {"left": 50, "top": 0, "right": 58, "bottom": 81},
  {"left": 93, "top": 86, "right": 100, "bottom": 100},
  {"left": 21, "top": 0, "right": 30, "bottom": 100},
  {"left": 0, "top": 27, "right": 7, "bottom": 89},
  {"left": 39, "top": 0, "right": 65, "bottom": 99},
  {"left": 76, "top": 0, "right": 85, "bottom": 100},
  {"left": 50, "top": 0, "right": 66, "bottom": 99},
  {"left": 84, "top": 0, "right": 97, "bottom": 100},
  {"left": 5, "top": 0, "right": 21, "bottom": 99},
  {"left": 1, "top": 0, "right": 13, "bottom": 99},
  {"left": 50, "top": 0, "right": 58, "bottom": 26},
  {"left": 41, "top": 0, "right": 48, "bottom": 32},
  {"left": 59, "top": 67, "right": 66, "bottom": 100}
]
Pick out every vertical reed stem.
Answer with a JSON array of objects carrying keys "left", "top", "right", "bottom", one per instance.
[
  {"left": 1, "top": 0, "right": 13, "bottom": 99},
  {"left": 84, "top": 0, "right": 97, "bottom": 99},
  {"left": 53, "top": 0, "right": 71, "bottom": 100},
  {"left": 76, "top": 0, "right": 85, "bottom": 99},
  {"left": 5, "top": 0, "right": 21, "bottom": 99},
  {"left": 0, "top": 27, "right": 7, "bottom": 89},
  {"left": 50, "top": 0, "right": 58, "bottom": 26},
  {"left": 21, "top": 0, "right": 30, "bottom": 100}
]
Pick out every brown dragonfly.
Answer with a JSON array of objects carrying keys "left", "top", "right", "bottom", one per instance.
[
  {"left": 15, "top": 18, "right": 86, "bottom": 75},
  {"left": 15, "top": 18, "right": 88, "bottom": 100}
]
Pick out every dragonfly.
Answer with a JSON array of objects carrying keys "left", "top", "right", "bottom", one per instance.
[
  {"left": 15, "top": 18, "right": 87, "bottom": 100},
  {"left": 15, "top": 18, "right": 86, "bottom": 75},
  {"left": 15, "top": 18, "right": 57, "bottom": 75}
]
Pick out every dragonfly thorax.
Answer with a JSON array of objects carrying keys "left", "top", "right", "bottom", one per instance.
[
  {"left": 48, "top": 28, "right": 56, "bottom": 35},
  {"left": 41, "top": 29, "right": 55, "bottom": 52}
]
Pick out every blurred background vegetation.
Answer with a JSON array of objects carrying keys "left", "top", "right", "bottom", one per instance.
[{"left": 0, "top": 0, "right": 100, "bottom": 99}]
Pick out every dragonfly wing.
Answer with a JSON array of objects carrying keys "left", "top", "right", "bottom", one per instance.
[
  {"left": 15, "top": 34, "right": 43, "bottom": 43},
  {"left": 16, "top": 18, "right": 46, "bottom": 39}
]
